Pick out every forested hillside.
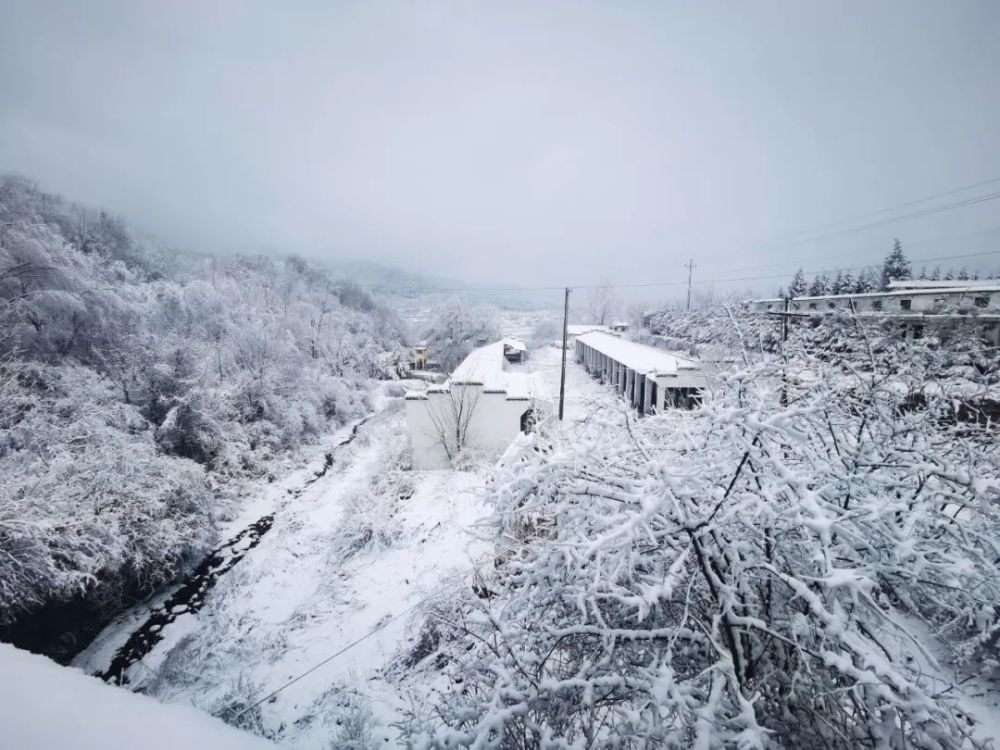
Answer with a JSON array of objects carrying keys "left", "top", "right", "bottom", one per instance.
[{"left": 0, "top": 175, "right": 407, "bottom": 656}]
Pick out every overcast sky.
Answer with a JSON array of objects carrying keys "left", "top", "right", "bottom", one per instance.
[{"left": 2, "top": 1, "right": 999, "bottom": 297}]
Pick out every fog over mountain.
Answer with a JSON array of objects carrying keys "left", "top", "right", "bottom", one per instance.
[{"left": 2, "top": 1, "right": 1000, "bottom": 297}]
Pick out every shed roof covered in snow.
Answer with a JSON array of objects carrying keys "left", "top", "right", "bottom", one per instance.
[
  {"left": 567, "top": 324, "right": 611, "bottom": 336},
  {"left": 411, "top": 341, "right": 548, "bottom": 400},
  {"left": 450, "top": 340, "right": 508, "bottom": 387},
  {"left": 577, "top": 331, "right": 700, "bottom": 376}
]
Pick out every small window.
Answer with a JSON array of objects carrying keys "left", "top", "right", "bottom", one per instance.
[
  {"left": 975, "top": 296, "right": 989, "bottom": 308},
  {"left": 792, "top": 303, "right": 800, "bottom": 310},
  {"left": 828, "top": 302, "right": 836, "bottom": 309},
  {"left": 872, "top": 300, "right": 883, "bottom": 311},
  {"left": 808, "top": 303, "right": 817, "bottom": 310},
  {"left": 900, "top": 299, "right": 912, "bottom": 311},
  {"left": 766, "top": 303, "right": 773, "bottom": 310}
]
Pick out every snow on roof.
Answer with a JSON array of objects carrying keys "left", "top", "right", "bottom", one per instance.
[
  {"left": 577, "top": 332, "right": 700, "bottom": 375},
  {"left": 567, "top": 324, "right": 611, "bottom": 336},
  {"left": 503, "top": 337, "right": 527, "bottom": 351},
  {"left": 450, "top": 341, "right": 507, "bottom": 387},
  {"left": 442, "top": 341, "right": 547, "bottom": 400},
  {"left": 1, "top": 644, "right": 274, "bottom": 749},
  {"left": 887, "top": 279, "right": 997, "bottom": 290}
]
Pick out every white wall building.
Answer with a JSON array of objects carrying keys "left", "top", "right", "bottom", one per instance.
[
  {"left": 749, "top": 282, "right": 1000, "bottom": 344},
  {"left": 575, "top": 332, "right": 708, "bottom": 414},
  {"left": 405, "top": 341, "right": 548, "bottom": 470}
]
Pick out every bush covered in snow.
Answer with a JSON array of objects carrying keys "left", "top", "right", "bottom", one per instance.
[
  {"left": 329, "top": 421, "right": 414, "bottom": 562},
  {"left": 0, "top": 361, "right": 214, "bottom": 622},
  {"left": 421, "top": 299, "right": 501, "bottom": 373},
  {"left": 407, "top": 320, "right": 1000, "bottom": 748}
]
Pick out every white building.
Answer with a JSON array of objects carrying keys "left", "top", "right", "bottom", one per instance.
[
  {"left": 576, "top": 332, "right": 708, "bottom": 414},
  {"left": 405, "top": 341, "right": 548, "bottom": 470},
  {"left": 749, "top": 282, "right": 1000, "bottom": 344}
]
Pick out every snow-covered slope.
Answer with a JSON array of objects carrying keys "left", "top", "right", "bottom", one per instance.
[
  {"left": 0, "top": 644, "right": 274, "bottom": 749},
  {"left": 69, "top": 348, "right": 612, "bottom": 747},
  {"left": 74, "top": 397, "right": 493, "bottom": 746}
]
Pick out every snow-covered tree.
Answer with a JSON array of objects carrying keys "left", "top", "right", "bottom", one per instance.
[
  {"left": 881, "top": 238, "right": 911, "bottom": 289},
  {"left": 807, "top": 271, "right": 829, "bottom": 296},
  {"left": 422, "top": 299, "right": 501, "bottom": 373},
  {"left": 406, "top": 314, "right": 1000, "bottom": 748},
  {"left": 587, "top": 276, "right": 620, "bottom": 325},
  {"left": 0, "top": 175, "right": 407, "bottom": 648},
  {"left": 787, "top": 268, "right": 808, "bottom": 297}
]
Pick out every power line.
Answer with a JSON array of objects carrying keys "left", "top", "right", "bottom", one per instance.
[
  {"left": 697, "top": 224, "right": 1000, "bottom": 277},
  {"left": 782, "top": 175, "right": 1000, "bottom": 239},
  {"left": 781, "top": 190, "right": 1000, "bottom": 247},
  {"left": 374, "top": 184, "right": 1000, "bottom": 297},
  {"left": 396, "top": 248, "right": 1000, "bottom": 295}
]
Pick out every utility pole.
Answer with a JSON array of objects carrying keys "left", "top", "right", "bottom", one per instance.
[
  {"left": 685, "top": 258, "right": 696, "bottom": 310},
  {"left": 781, "top": 295, "right": 789, "bottom": 407},
  {"left": 558, "top": 287, "right": 571, "bottom": 421}
]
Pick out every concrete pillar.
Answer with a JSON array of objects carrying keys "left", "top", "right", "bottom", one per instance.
[{"left": 642, "top": 375, "right": 653, "bottom": 414}]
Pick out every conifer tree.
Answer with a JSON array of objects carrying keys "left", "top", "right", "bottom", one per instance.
[
  {"left": 808, "top": 272, "right": 829, "bottom": 296},
  {"left": 788, "top": 268, "right": 808, "bottom": 297},
  {"left": 840, "top": 270, "right": 855, "bottom": 294},
  {"left": 880, "top": 238, "right": 911, "bottom": 289},
  {"left": 830, "top": 270, "right": 845, "bottom": 295}
]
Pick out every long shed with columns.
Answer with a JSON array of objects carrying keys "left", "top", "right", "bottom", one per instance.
[{"left": 575, "top": 332, "right": 707, "bottom": 414}]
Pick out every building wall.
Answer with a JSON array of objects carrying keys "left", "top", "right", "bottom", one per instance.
[
  {"left": 406, "top": 384, "right": 536, "bottom": 470},
  {"left": 754, "top": 288, "right": 998, "bottom": 315}
]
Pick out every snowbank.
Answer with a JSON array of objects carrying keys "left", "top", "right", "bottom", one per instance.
[{"left": 0, "top": 644, "right": 274, "bottom": 749}]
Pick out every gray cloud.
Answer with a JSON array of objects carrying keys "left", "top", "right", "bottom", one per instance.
[{"left": 2, "top": 0, "right": 999, "bottom": 299}]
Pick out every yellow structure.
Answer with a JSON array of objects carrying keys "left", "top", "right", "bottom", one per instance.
[{"left": 414, "top": 345, "right": 429, "bottom": 371}]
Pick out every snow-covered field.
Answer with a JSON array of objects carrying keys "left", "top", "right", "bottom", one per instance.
[{"left": 70, "top": 345, "right": 603, "bottom": 747}]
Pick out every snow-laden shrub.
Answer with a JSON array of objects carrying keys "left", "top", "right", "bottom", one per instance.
[
  {"left": 329, "top": 423, "right": 413, "bottom": 563},
  {"left": 0, "top": 363, "right": 215, "bottom": 621},
  {"left": 213, "top": 673, "right": 272, "bottom": 738},
  {"left": 408, "top": 352, "right": 1000, "bottom": 748},
  {"left": 331, "top": 693, "right": 380, "bottom": 750},
  {"left": 331, "top": 487, "right": 402, "bottom": 562}
]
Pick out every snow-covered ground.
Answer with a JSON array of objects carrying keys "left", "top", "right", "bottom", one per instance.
[
  {"left": 60, "top": 346, "right": 623, "bottom": 746},
  {"left": 1, "top": 643, "right": 275, "bottom": 749}
]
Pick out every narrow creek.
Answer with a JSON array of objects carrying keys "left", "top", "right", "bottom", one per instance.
[{"left": 98, "top": 416, "right": 371, "bottom": 685}]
